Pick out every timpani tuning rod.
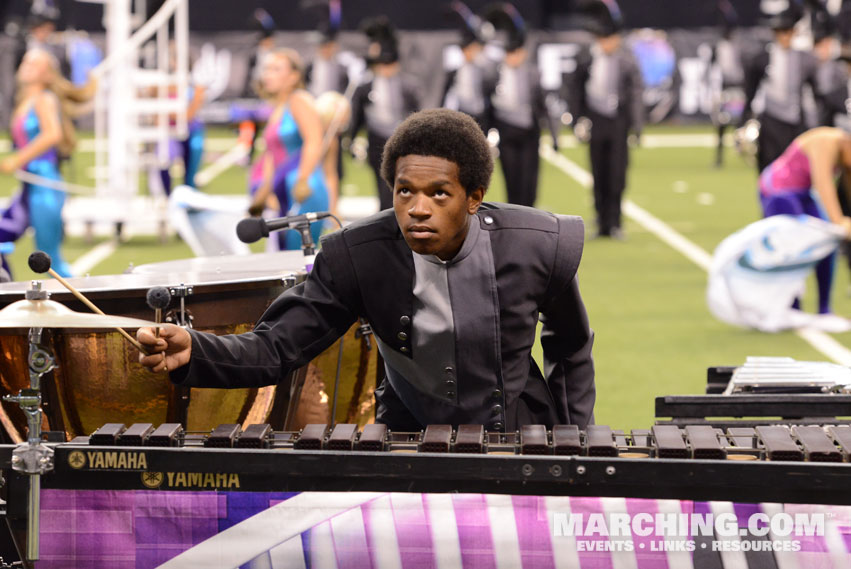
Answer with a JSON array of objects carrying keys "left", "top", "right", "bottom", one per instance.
[{"left": 27, "top": 251, "right": 152, "bottom": 355}]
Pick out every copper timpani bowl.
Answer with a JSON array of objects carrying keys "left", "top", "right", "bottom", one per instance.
[
  {"left": 130, "top": 253, "right": 380, "bottom": 431},
  {"left": 0, "top": 252, "right": 309, "bottom": 442}
]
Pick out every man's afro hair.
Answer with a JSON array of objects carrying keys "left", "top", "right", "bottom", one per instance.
[{"left": 380, "top": 108, "right": 493, "bottom": 196}]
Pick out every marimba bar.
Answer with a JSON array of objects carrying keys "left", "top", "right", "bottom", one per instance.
[{"left": 83, "top": 422, "right": 851, "bottom": 462}]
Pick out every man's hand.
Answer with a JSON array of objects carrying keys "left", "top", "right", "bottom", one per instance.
[
  {"left": 573, "top": 116, "right": 592, "bottom": 143},
  {"left": 137, "top": 324, "right": 192, "bottom": 373},
  {"left": 628, "top": 131, "right": 642, "bottom": 148}
]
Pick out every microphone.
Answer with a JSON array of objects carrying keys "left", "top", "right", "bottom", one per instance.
[{"left": 236, "top": 212, "right": 333, "bottom": 243}]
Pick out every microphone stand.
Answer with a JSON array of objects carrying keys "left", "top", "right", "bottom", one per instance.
[{"left": 293, "top": 222, "right": 316, "bottom": 274}]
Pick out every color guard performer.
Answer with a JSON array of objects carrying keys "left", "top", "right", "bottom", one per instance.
[
  {"left": 758, "top": 127, "right": 851, "bottom": 315},
  {"left": 486, "top": 2, "right": 560, "bottom": 208},
  {"left": 0, "top": 49, "right": 95, "bottom": 277},
  {"left": 740, "top": 3, "right": 819, "bottom": 172},
  {"left": 565, "top": 0, "right": 643, "bottom": 239},
  {"left": 348, "top": 17, "right": 420, "bottom": 211}
]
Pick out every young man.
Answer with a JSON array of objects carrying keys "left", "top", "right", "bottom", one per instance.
[{"left": 138, "top": 109, "right": 595, "bottom": 432}]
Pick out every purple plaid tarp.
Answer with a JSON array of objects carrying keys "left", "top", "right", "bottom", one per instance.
[{"left": 36, "top": 490, "right": 851, "bottom": 569}]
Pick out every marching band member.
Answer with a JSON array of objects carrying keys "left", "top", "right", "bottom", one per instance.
[
  {"left": 740, "top": 3, "right": 819, "bottom": 172},
  {"left": 138, "top": 109, "right": 595, "bottom": 432},
  {"left": 348, "top": 17, "right": 420, "bottom": 210},
  {"left": 709, "top": 0, "right": 745, "bottom": 167},
  {"left": 440, "top": 1, "right": 493, "bottom": 131},
  {"left": 486, "top": 2, "right": 560, "bottom": 208},
  {"left": 13, "top": 1, "right": 69, "bottom": 79},
  {"left": 565, "top": 0, "right": 643, "bottom": 239},
  {"left": 306, "top": 0, "right": 349, "bottom": 183},
  {"left": 306, "top": 0, "right": 348, "bottom": 98},
  {"left": 239, "top": 8, "right": 277, "bottom": 164},
  {"left": 811, "top": 5, "right": 846, "bottom": 128},
  {"left": 242, "top": 8, "right": 277, "bottom": 99}
]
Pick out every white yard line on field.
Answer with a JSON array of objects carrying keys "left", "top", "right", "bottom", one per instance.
[
  {"left": 70, "top": 239, "right": 119, "bottom": 276},
  {"left": 539, "top": 144, "right": 851, "bottom": 366}
]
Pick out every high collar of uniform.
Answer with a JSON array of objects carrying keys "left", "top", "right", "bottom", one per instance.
[{"left": 417, "top": 214, "right": 482, "bottom": 266}]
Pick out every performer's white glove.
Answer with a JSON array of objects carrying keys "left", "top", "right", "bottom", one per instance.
[{"left": 573, "top": 117, "right": 592, "bottom": 144}]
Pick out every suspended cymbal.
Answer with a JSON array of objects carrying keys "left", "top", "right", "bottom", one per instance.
[{"left": 0, "top": 298, "right": 157, "bottom": 329}]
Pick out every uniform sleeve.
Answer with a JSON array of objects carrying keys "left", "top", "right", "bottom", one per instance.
[
  {"left": 538, "top": 216, "right": 595, "bottom": 429},
  {"left": 625, "top": 52, "right": 645, "bottom": 136},
  {"left": 171, "top": 251, "right": 358, "bottom": 389},
  {"left": 403, "top": 77, "right": 421, "bottom": 114},
  {"left": 347, "top": 82, "right": 369, "bottom": 139},
  {"left": 804, "top": 52, "right": 824, "bottom": 111},
  {"left": 740, "top": 50, "right": 766, "bottom": 126},
  {"left": 440, "top": 69, "right": 456, "bottom": 108},
  {"left": 564, "top": 50, "right": 590, "bottom": 122},
  {"left": 533, "top": 68, "right": 561, "bottom": 148}
]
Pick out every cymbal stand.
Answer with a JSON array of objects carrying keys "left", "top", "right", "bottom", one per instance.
[{"left": 2, "top": 282, "right": 56, "bottom": 561}]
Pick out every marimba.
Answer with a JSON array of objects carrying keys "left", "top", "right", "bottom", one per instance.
[
  {"left": 0, "top": 422, "right": 846, "bottom": 505},
  {"left": 4, "top": 422, "right": 851, "bottom": 569}
]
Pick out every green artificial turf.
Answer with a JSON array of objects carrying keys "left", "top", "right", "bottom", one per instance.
[{"left": 1, "top": 126, "right": 848, "bottom": 430}]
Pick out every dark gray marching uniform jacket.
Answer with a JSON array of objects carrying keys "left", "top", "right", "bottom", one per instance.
[
  {"left": 741, "top": 44, "right": 819, "bottom": 172},
  {"left": 349, "top": 74, "right": 420, "bottom": 210},
  {"left": 566, "top": 45, "right": 644, "bottom": 236},
  {"left": 170, "top": 204, "right": 596, "bottom": 432}
]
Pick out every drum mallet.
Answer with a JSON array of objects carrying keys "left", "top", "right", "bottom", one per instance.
[
  {"left": 145, "top": 286, "right": 171, "bottom": 340},
  {"left": 27, "top": 252, "right": 151, "bottom": 355}
]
